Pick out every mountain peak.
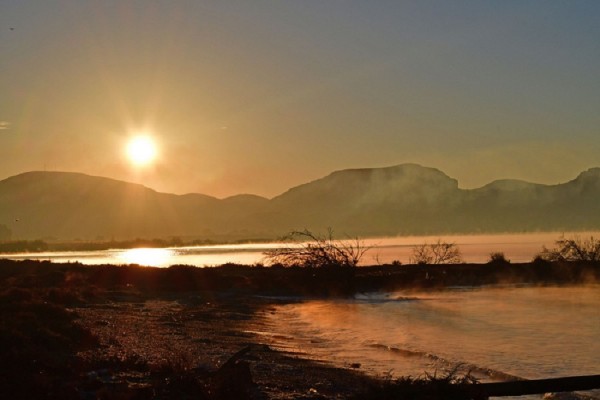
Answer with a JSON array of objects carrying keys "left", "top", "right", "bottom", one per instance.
[
  {"left": 273, "top": 163, "right": 458, "bottom": 207},
  {"left": 479, "top": 179, "right": 541, "bottom": 191},
  {"left": 327, "top": 163, "right": 450, "bottom": 179},
  {"left": 2, "top": 170, "right": 152, "bottom": 192},
  {"left": 569, "top": 167, "right": 600, "bottom": 190},
  {"left": 576, "top": 167, "right": 600, "bottom": 180},
  {"left": 326, "top": 163, "right": 458, "bottom": 191}
]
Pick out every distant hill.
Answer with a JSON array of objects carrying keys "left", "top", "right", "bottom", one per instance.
[
  {"left": 1, "top": 165, "right": 599, "bottom": 241},
  {"left": 0, "top": 171, "right": 271, "bottom": 241}
]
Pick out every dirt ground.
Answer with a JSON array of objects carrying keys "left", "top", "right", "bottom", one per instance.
[{"left": 74, "top": 294, "right": 375, "bottom": 400}]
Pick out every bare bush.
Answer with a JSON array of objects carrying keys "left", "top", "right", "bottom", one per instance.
[
  {"left": 263, "top": 229, "right": 369, "bottom": 268},
  {"left": 361, "top": 365, "right": 478, "bottom": 399},
  {"left": 539, "top": 235, "right": 600, "bottom": 262},
  {"left": 410, "top": 239, "right": 463, "bottom": 265},
  {"left": 488, "top": 252, "right": 510, "bottom": 264}
]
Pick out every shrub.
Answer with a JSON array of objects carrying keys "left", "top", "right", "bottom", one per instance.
[
  {"left": 532, "top": 254, "right": 549, "bottom": 265},
  {"left": 539, "top": 235, "right": 600, "bottom": 262},
  {"left": 355, "top": 368, "right": 478, "bottom": 400},
  {"left": 409, "top": 239, "right": 463, "bottom": 265},
  {"left": 263, "top": 228, "right": 369, "bottom": 268},
  {"left": 488, "top": 252, "right": 510, "bottom": 264}
]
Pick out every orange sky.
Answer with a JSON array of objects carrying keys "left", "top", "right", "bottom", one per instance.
[{"left": 1, "top": 2, "right": 599, "bottom": 198}]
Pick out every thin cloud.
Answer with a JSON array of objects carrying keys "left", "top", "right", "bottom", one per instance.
[{"left": 0, "top": 121, "right": 11, "bottom": 130}]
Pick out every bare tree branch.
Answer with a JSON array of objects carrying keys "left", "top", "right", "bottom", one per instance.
[
  {"left": 539, "top": 235, "right": 600, "bottom": 262},
  {"left": 410, "top": 239, "right": 463, "bottom": 264},
  {"left": 263, "top": 228, "right": 369, "bottom": 268}
]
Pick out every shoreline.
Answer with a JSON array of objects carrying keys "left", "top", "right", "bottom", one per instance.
[
  {"left": 74, "top": 293, "right": 377, "bottom": 399},
  {"left": 1, "top": 259, "right": 599, "bottom": 399}
]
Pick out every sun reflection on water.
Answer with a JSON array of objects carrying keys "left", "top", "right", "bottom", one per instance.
[{"left": 117, "top": 248, "right": 174, "bottom": 267}]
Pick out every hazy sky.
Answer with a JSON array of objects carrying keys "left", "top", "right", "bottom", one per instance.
[{"left": 1, "top": 1, "right": 599, "bottom": 198}]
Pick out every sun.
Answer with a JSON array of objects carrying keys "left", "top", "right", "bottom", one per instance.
[{"left": 126, "top": 135, "right": 157, "bottom": 166}]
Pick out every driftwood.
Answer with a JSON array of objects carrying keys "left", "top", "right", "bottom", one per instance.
[{"left": 469, "top": 375, "right": 600, "bottom": 399}]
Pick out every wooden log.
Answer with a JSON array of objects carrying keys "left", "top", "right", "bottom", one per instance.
[{"left": 469, "top": 375, "right": 600, "bottom": 399}]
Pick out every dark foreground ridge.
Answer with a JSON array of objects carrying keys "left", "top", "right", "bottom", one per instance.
[{"left": 1, "top": 259, "right": 598, "bottom": 399}]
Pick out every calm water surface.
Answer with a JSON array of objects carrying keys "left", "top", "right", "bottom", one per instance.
[
  {"left": 1, "top": 232, "right": 589, "bottom": 266},
  {"left": 256, "top": 285, "right": 600, "bottom": 397}
]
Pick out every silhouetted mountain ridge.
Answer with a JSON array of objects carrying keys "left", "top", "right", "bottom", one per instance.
[
  {"left": 273, "top": 164, "right": 458, "bottom": 206},
  {"left": 1, "top": 165, "right": 599, "bottom": 240}
]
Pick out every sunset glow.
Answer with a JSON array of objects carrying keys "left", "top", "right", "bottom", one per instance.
[
  {"left": 1, "top": 3, "right": 599, "bottom": 398},
  {"left": 126, "top": 136, "right": 157, "bottom": 167},
  {"left": 1, "top": 3, "right": 598, "bottom": 197}
]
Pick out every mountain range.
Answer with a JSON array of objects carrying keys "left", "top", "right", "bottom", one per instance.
[{"left": 1, "top": 164, "right": 599, "bottom": 241}]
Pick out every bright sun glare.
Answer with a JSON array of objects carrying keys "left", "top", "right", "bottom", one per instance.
[
  {"left": 126, "top": 135, "right": 157, "bottom": 166},
  {"left": 118, "top": 248, "right": 173, "bottom": 267}
]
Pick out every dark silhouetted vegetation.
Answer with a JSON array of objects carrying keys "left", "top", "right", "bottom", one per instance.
[
  {"left": 540, "top": 235, "right": 600, "bottom": 262},
  {"left": 410, "top": 239, "right": 463, "bottom": 264},
  {"left": 264, "top": 229, "right": 369, "bottom": 268},
  {"left": 488, "top": 252, "right": 510, "bottom": 264},
  {"left": 354, "top": 368, "right": 479, "bottom": 400}
]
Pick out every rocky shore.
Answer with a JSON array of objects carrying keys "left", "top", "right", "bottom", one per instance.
[{"left": 74, "top": 294, "right": 377, "bottom": 399}]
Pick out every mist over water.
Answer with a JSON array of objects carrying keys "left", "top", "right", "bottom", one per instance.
[
  {"left": 1, "top": 232, "right": 587, "bottom": 266},
  {"left": 257, "top": 286, "right": 600, "bottom": 389}
]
